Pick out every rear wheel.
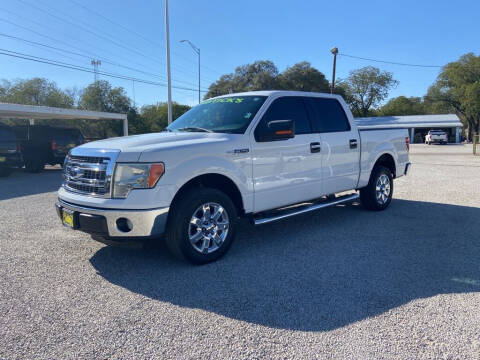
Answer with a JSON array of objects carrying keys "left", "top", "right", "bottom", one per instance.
[
  {"left": 25, "top": 159, "right": 45, "bottom": 173},
  {"left": 360, "top": 166, "right": 393, "bottom": 211},
  {"left": 166, "top": 188, "right": 237, "bottom": 264}
]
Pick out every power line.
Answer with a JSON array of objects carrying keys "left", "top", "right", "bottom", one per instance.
[
  {"left": 0, "top": 31, "right": 209, "bottom": 90},
  {"left": 0, "top": 48, "right": 208, "bottom": 93},
  {"left": 64, "top": 0, "right": 224, "bottom": 79},
  {"left": 339, "top": 53, "right": 443, "bottom": 68}
]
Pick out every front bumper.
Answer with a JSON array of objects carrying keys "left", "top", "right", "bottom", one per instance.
[{"left": 55, "top": 198, "right": 169, "bottom": 239}]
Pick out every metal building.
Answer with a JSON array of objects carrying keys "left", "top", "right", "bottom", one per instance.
[{"left": 357, "top": 114, "right": 463, "bottom": 143}]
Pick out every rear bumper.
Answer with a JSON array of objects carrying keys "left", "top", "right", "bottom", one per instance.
[
  {"left": 0, "top": 153, "right": 22, "bottom": 167},
  {"left": 55, "top": 198, "right": 169, "bottom": 239}
]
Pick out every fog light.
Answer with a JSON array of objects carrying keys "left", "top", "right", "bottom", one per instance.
[{"left": 116, "top": 218, "right": 133, "bottom": 233}]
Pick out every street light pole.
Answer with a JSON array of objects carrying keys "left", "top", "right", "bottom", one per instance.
[
  {"left": 165, "top": 0, "right": 173, "bottom": 124},
  {"left": 180, "top": 39, "right": 201, "bottom": 104},
  {"left": 330, "top": 47, "right": 338, "bottom": 94}
]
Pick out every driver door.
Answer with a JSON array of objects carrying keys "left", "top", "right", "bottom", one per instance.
[{"left": 250, "top": 96, "right": 323, "bottom": 212}]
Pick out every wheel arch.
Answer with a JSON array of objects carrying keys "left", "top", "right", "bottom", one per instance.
[
  {"left": 170, "top": 173, "right": 245, "bottom": 217},
  {"left": 373, "top": 152, "right": 397, "bottom": 178}
]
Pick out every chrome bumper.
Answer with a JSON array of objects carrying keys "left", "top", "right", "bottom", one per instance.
[{"left": 56, "top": 198, "right": 169, "bottom": 238}]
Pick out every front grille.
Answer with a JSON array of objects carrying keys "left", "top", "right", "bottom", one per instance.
[{"left": 63, "top": 155, "right": 112, "bottom": 197}]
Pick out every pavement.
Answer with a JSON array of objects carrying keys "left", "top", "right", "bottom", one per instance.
[{"left": 1, "top": 144, "right": 479, "bottom": 359}]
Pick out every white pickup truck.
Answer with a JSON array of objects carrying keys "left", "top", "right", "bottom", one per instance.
[{"left": 56, "top": 91, "right": 410, "bottom": 264}]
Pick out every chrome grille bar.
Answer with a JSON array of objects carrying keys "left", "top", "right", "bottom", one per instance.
[{"left": 62, "top": 149, "right": 120, "bottom": 198}]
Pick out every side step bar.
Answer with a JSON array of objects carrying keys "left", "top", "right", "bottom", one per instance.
[{"left": 252, "top": 193, "right": 360, "bottom": 226}]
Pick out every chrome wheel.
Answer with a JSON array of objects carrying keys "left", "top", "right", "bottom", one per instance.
[
  {"left": 375, "top": 174, "right": 391, "bottom": 204},
  {"left": 188, "top": 202, "right": 230, "bottom": 254}
]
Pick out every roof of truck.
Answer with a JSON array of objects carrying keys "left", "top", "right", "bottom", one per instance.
[{"left": 212, "top": 90, "right": 342, "bottom": 99}]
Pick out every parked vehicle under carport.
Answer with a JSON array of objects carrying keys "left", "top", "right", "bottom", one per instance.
[
  {"left": 13, "top": 125, "right": 85, "bottom": 173},
  {"left": 0, "top": 124, "right": 22, "bottom": 177}
]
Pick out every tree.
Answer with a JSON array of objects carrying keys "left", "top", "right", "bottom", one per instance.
[
  {"left": 79, "top": 81, "right": 132, "bottom": 138},
  {"left": 205, "top": 60, "right": 279, "bottom": 98},
  {"left": 378, "top": 96, "right": 427, "bottom": 116},
  {"left": 278, "top": 62, "right": 330, "bottom": 93},
  {"left": 424, "top": 53, "right": 480, "bottom": 141},
  {"left": 341, "top": 66, "right": 398, "bottom": 117},
  {"left": 140, "top": 102, "right": 190, "bottom": 133},
  {"left": 0, "top": 78, "right": 74, "bottom": 108}
]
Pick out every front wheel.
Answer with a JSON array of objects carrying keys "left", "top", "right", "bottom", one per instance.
[
  {"left": 360, "top": 166, "right": 393, "bottom": 211},
  {"left": 166, "top": 188, "right": 237, "bottom": 264}
]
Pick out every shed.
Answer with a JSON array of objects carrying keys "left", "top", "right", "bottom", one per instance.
[{"left": 355, "top": 114, "right": 463, "bottom": 143}]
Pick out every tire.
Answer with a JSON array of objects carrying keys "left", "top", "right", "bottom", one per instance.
[
  {"left": 0, "top": 167, "right": 13, "bottom": 177},
  {"left": 165, "top": 188, "right": 238, "bottom": 264},
  {"left": 25, "top": 159, "right": 45, "bottom": 173},
  {"left": 360, "top": 166, "right": 393, "bottom": 211}
]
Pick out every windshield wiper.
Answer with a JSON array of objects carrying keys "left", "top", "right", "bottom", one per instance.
[
  {"left": 162, "top": 128, "right": 172, "bottom": 132},
  {"left": 176, "top": 127, "right": 213, "bottom": 133}
]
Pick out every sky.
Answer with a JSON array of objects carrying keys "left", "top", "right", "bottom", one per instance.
[{"left": 0, "top": 0, "right": 478, "bottom": 108}]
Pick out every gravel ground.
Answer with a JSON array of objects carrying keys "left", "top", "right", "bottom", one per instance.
[{"left": 1, "top": 144, "right": 479, "bottom": 359}]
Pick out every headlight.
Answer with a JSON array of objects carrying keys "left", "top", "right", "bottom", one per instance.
[{"left": 113, "top": 163, "right": 165, "bottom": 198}]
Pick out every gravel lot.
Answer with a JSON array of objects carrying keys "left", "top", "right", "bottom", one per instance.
[{"left": 1, "top": 144, "right": 479, "bottom": 359}]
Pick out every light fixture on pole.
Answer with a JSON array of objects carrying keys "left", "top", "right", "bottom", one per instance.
[
  {"left": 330, "top": 47, "right": 338, "bottom": 94},
  {"left": 165, "top": 0, "right": 173, "bottom": 124},
  {"left": 180, "top": 39, "right": 201, "bottom": 104}
]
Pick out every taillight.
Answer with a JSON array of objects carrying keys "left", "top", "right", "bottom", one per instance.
[
  {"left": 51, "top": 139, "right": 57, "bottom": 150},
  {"left": 405, "top": 137, "right": 410, "bottom": 152}
]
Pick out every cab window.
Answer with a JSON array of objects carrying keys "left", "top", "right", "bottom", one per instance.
[
  {"left": 256, "top": 97, "right": 311, "bottom": 140},
  {"left": 308, "top": 97, "right": 351, "bottom": 133}
]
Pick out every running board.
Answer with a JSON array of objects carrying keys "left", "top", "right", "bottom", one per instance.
[{"left": 252, "top": 193, "right": 360, "bottom": 226}]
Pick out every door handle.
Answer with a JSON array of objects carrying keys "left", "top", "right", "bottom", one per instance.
[
  {"left": 310, "top": 142, "right": 321, "bottom": 153},
  {"left": 349, "top": 139, "right": 358, "bottom": 149}
]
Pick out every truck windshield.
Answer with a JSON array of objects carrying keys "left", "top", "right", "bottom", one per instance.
[{"left": 167, "top": 96, "right": 267, "bottom": 134}]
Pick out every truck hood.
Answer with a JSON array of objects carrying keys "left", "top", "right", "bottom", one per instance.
[{"left": 74, "top": 132, "right": 232, "bottom": 162}]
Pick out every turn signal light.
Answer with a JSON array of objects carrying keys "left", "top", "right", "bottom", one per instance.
[{"left": 149, "top": 163, "right": 165, "bottom": 187}]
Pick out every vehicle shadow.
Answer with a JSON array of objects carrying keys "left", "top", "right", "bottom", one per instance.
[
  {"left": 89, "top": 199, "right": 480, "bottom": 331},
  {"left": 0, "top": 167, "right": 62, "bottom": 201}
]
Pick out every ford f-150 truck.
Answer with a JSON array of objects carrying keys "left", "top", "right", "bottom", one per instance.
[{"left": 56, "top": 91, "right": 410, "bottom": 264}]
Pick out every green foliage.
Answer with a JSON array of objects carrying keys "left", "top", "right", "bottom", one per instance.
[
  {"left": 78, "top": 81, "right": 132, "bottom": 138},
  {"left": 378, "top": 96, "right": 427, "bottom": 116},
  {"left": 0, "top": 78, "right": 74, "bottom": 108},
  {"left": 426, "top": 53, "right": 480, "bottom": 140},
  {"left": 205, "top": 60, "right": 331, "bottom": 98},
  {"left": 139, "top": 102, "right": 191, "bottom": 133},
  {"left": 341, "top": 66, "right": 398, "bottom": 117},
  {"left": 278, "top": 62, "right": 330, "bottom": 93}
]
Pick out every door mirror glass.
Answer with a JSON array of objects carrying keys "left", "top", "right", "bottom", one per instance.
[{"left": 255, "top": 119, "right": 295, "bottom": 142}]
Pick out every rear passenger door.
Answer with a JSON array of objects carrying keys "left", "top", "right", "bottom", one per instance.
[
  {"left": 251, "top": 96, "right": 323, "bottom": 212},
  {"left": 306, "top": 97, "right": 360, "bottom": 195}
]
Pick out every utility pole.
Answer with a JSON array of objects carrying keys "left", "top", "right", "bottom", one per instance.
[
  {"left": 180, "top": 39, "right": 201, "bottom": 104},
  {"left": 91, "top": 59, "right": 101, "bottom": 82},
  {"left": 165, "top": 0, "right": 173, "bottom": 124},
  {"left": 330, "top": 47, "right": 338, "bottom": 94}
]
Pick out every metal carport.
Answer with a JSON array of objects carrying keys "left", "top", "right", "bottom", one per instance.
[
  {"left": 356, "top": 114, "right": 463, "bottom": 143},
  {"left": 0, "top": 103, "right": 128, "bottom": 136}
]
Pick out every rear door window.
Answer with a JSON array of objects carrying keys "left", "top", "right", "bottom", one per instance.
[
  {"left": 257, "top": 96, "right": 312, "bottom": 137},
  {"left": 307, "top": 97, "right": 351, "bottom": 133}
]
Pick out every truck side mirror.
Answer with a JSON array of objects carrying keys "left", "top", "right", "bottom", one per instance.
[{"left": 255, "top": 119, "right": 295, "bottom": 142}]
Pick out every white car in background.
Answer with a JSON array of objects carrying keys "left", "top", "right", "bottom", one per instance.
[{"left": 425, "top": 130, "right": 448, "bottom": 144}]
